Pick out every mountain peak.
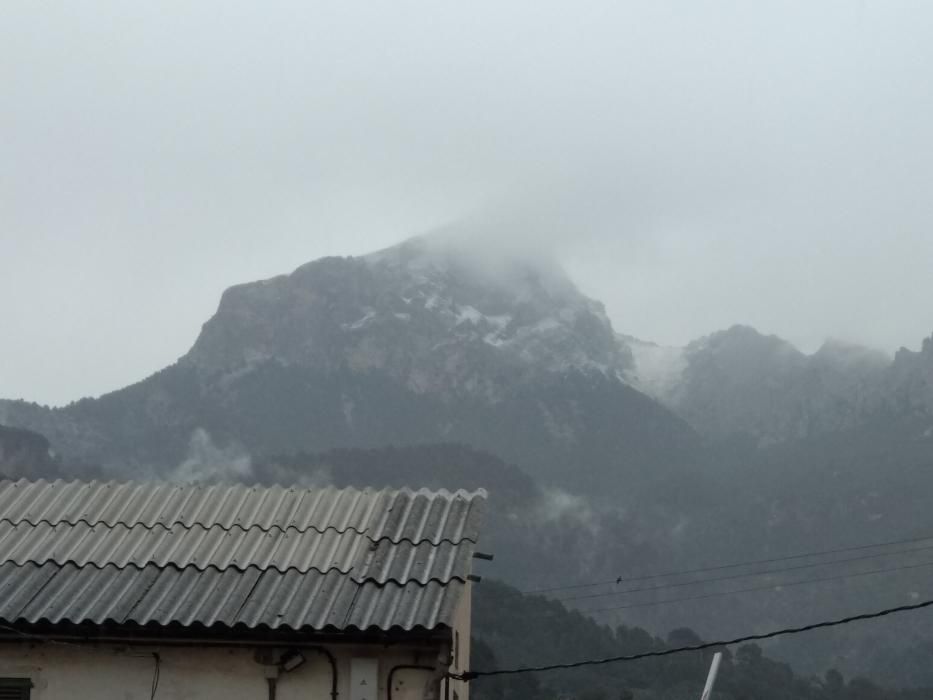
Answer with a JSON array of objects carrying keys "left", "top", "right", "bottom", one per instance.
[
  {"left": 363, "top": 233, "right": 578, "bottom": 305},
  {"left": 813, "top": 338, "right": 890, "bottom": 368},
  {"left": 621, "top": 325, "right": 909, "bottom": 444},
  {"left": 184, "top": 234, "right": 631, "bottom": 396},
  {"left": 689, "top": 324, "right": 803, "bottom": 357},
  {"left": 889, "top": 331, "right": 933, "bottom": 414}
]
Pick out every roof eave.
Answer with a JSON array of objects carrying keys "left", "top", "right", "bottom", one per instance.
[{"left": 0, "top": 619, "right": 452, "bottom": 647}]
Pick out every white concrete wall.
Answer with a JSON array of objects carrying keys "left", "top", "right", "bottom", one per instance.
[
  {"left": 447, "top": 580, "right": 472, "bottom": 700},
  {"left": 0, "top": 640, "right": 452, "bottom": 700}
]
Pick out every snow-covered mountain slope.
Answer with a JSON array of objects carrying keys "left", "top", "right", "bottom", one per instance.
[
  {"left": 619, "top": 335, "right": 686, "bottom": 404},
  {"left": 4, "top": 229, "right": 927, "bottom": 470},
  {"left": 186, "top": 235, "right": 633, "bottom": 399}
]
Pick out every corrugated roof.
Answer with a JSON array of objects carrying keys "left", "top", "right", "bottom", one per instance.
[
  {"left": 0, "top": 521, "right": 474, "bottom": 583},
  {"left": 0, "top": 562, "right": 463, "bottom": 632},
  {"left": 0, "top": 480, "right": 483, "bottom": 543},
  {"left": 0, "top": 479, "right": 485, "bottom": 635}
]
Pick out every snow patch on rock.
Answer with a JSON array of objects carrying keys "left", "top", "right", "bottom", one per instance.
[{"left": 621, "top": 336, "right": 686, "bottom": 404}]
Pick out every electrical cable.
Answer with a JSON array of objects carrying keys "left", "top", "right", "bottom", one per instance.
[
  {"left": 556, "top": 541, "right": 933, "bottom": 602},
  {"left": 576, "top": 557, "right": 933, "bottom": 614},
  {"left": 150, "top": 652, "right": 161, "bottom": 700},
  {"left": 310, "top": 646, "right": 339, "bottom": 700},
  {"left": 449, "top": 596, "right": 933, "bottom": 681},
  {"left": 515, "top": 558, "right": 933, "bottom": 619},
  {"left": 524, "top": 532, "right": 933, "bottom": 595}
]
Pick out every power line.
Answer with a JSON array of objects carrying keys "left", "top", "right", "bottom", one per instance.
[
  {"left": 557, "top": 542, "right": 933, "bottom": 603},
  {"left": 524, "top": 532, "right": 933, "bottom": 595},
  {"left": 450, "top": 596, "right": 933, "bottom": 681},
  {"left": 577, "top": 557, "right": 933, "bottom": 614}
]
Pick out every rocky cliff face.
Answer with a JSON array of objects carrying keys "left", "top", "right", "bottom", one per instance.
[
  {"left": 888, "top": 334, "right": 933, "bottom": 416},
  {"left": 0, "top": 235, "right": 694, "bottom": 492},
  {"left": 4, "top": 230, "right": 930, "bottom": 465},
  {"left": 185, "top": 236, "right": 632, "bottom": 399},
  {"left": 625, "top": 325, "right": 933, "bottom": 445},
  {"left": 677, "top": 327, "right": 891, "bottom": 444}
]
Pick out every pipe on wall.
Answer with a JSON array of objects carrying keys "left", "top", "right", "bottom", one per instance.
[{"left": 309, "top": 646, "right": 339, "bottom": 700}]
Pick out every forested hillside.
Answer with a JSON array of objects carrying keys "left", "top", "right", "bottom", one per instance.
[{"left": 471, "top": 580, "right": 933, "bottom": 700}]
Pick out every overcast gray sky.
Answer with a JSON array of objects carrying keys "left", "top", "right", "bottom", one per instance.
[{"left": 3, "top": 1, "right": 933, "bottom": 406}]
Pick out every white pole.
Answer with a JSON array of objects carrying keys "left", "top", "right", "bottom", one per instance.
[{"left": 699, "top": 652, "right": 723, "bottom": 700}]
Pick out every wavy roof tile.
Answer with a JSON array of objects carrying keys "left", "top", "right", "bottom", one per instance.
[
  {"left": 0, "top": 562, "right": 464, "bottom": 632},
  {"left": 0, "top": 480, "right": 483, "bottom": 542},
  {"left": 0, "top": 479, "right": 486, "bottom": 634}
]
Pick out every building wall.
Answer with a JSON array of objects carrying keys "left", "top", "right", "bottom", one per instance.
[
  {"left": 0, "top": 638, "right": 454, "bottom": 700},
  {"left": 447, "top": 580, "right": 472, "bottom": 700}
]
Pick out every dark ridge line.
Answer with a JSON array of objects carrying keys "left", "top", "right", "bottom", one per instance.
[
  {"left": 342, "top": 578, "right": 366, "bottom": 629},
  {"left": 0, "top": 517, "right": 480, "bottom": 546},
  {"left": 123, "top": 561, "right": 164, "bottom": 626},
  {"left": 0, "top": 559, "right": 471, "bottom": 587},
  {"left": 230, "top": 566, "right": 266, "bottom": 625}
]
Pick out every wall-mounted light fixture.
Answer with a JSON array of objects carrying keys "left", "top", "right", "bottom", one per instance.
[{"left": 279, "top": 649, "right": 307, "bottom": 673}]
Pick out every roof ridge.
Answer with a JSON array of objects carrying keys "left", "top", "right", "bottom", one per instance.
[{"left": 0, "top": 478, "right": 488, "bottom": 500}]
